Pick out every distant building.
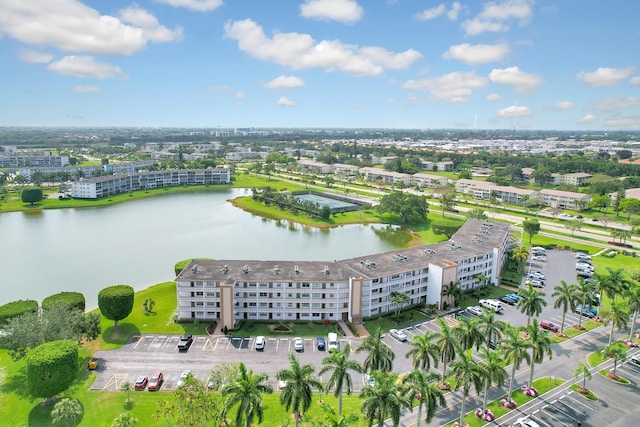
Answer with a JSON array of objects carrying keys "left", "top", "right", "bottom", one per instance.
[{"left": 538, "top": 189, "right": 591, "bottom": 210}]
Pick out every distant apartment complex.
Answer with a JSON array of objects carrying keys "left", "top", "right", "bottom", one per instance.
[
  {"left": 175, "top": 219, "right": 512, "bottom": 330},
  {"left": 0, "top": 151, "right": 69, "bottom": 168},
  {"left": 71, "top": 168, "right": 230, "bottom": 199}
]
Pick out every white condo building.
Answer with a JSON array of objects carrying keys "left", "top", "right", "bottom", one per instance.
[{"left": 175, "top": 219, "right": 513, "bottom": 330}]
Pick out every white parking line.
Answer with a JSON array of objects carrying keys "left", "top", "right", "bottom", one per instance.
[
  {"left": 563, "top": 392, "right": 592, "bottom": 412},
  {"left": 133, "top": 336, "right": 145, "bottom": 350},
  {"left": 541, "top": 405, "right": 569, "bottom": 427},
  {"left": 161, "top": 337, "right": 173, "bottom": 350}
]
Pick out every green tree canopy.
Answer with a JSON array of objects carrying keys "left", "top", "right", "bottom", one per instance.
[
  {"left": 21, "top": 188, "right": 43, "bottom": 205},
  {"left": 27, "top": 340, "right": 78, "bottom": 401},
  {"left": 377, "top": 192, "right": 428, "bottom": 223},
  {"left": 522, "top": 219, "right": 540, "bottom": 244},
  {"left": 0, "top": 299, "right": 38, "bottom": 324},
  {"left": 42, "top": 291, "right": 85, "bottom": 312},
  {"left": 431, "top": 221, "right": 462, "bottom": 239},
  {"left": 98, "top": 285, "right": 134, "bottom": 327}
]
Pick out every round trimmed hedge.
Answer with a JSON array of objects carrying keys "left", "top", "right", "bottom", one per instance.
[
  {"left": 42, "top": 292, "right": 86, "bottom": 312},
  {"left": 98, "top": 285, "right": 134, "bottom": 326},
  {"left": 27, "top": 340, "right": 78, "bottom": 398},
  {"left": 0, "top": 299, "right": 38, "bottom": 324}
]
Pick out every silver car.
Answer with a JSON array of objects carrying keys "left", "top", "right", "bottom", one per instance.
[{"left": 389, "top": 329, "right": 408, "bottom": 342}]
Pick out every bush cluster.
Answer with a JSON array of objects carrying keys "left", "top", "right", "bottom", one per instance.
[{"left": 0, "top": 299, "right": 38, "bottom": 324}]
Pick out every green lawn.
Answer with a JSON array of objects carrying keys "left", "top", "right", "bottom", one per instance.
[
  {"left": 362, "top": 308, "right": 433, "bottom": 335},
  {"left": 549, "top": 320, "right": 601, "bottom": 343},
  {"left": 586, "top": 341, "right": 627, "bottom": 367}
]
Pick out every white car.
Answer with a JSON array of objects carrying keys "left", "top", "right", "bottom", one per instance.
[
  {"left": 176, "top": 370, "right": 191, "bottom": 388},
  {"left": 389, "top": 329, "right": 408, "bottom": 342},
  {"left": 293, "top": 337, "right": 304, "bottom": 352},
  {"left": 512, "top": 416, "right": 540, "bottom": 427},
  {"left": 530, "top": 271, "right": 545, "bottom": 280},
  {"left": 466, "top": 306, "right": 484, "bottom": 316},
  {"left": 364, "top": 374, "right": 375, "bottom": 387},
  {"left": 630, "top": 355, "right": 640, "bottom": 366},
  {"left": 278, "top": 379, "right": 287, "bottom": 389}
]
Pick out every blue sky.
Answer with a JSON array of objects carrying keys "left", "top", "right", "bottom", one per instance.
[{"left": 1, "top": 0, "right": 639, "bottom": 130}]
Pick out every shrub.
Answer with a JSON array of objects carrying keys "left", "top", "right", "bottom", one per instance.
[
  {"left": 42, "top": 292, "right": 86, "bottom": 312},
  {"left": 0, "top": 299, "right": 38, "bottom": 324},
  {"left": 98, "top": 285, "right": 134, "bottom": 327},
  {"left": 27, "top": 340, "right": 78, "bottom": 399},
  {"left": 21, "top": 188, "right": 43, "bottom": 205}
]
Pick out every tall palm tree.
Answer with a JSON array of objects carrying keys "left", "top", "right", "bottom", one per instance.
[
  {"left": 453, "top": 316, "right": 484, "bottom": 351},
  {"left": 574, "top": 278, "right": 595, "bottom": 329},
  {"left": 403, "top": 369, "right": 445, "bottom": 427},
  {"left": 221, "top": 362, "right": 273, "bottom": 427},
  {"left": 405, "top": 331, "right": 440, "bottom": 371},
  {"left": 449, "top": 348, "right": 485, "bottom": 427},
  {"left": 319, "top": 343, "right": 362, "bottom": 415},
  {"left": 600, "top": 344, "right": 627, "bottom": 378},
  {"left": 552, "top": 280, "right": 578, "bottom": 335},
  {"left": 360, "top": 371, "right": 411, "bottom": 427},
  {"left": 573, "top": 362, "right": 592, "bottom": 392},
  {"left": 432, "top": 317, "right": 458, "bottom": 388},
  {"left": 51, "top": 398, "right": 83, "bottom": 427},
  {"left": 525, "top": 319, "right": 552, "bottom": 390},
  {"left": 390, "top": 291, "right": 410, "bottom": 319},
  {"left": 516, "top": 283, "right": 547, "bottom": 325},
  {"left": 601, "top": 300, "right": 629, "bottom": 347},
  {"left": 356, "top": 328, "right": 395, "bottom": 373},
  {"left": 277, "top": 354, "right": 323, "bottom": 427},
  {"left": 441, "top": 281, "right": 462, "bottom": 309},
  {"left": 501, "top": 326, "right": 532, "bottom": 402},
  {"left": 476, "top": 310, "right": 507, "bottom": 349},
  {"left": 627, "top": 282, "right": 640, "bottom": 340},
  {"left": 510, "top": 246, "right": 529, "bottom": 273},
  {"left": 598, "top": 268, "right": 630, "bottom": 301},
  {"left": 478, "top": 346, "right": 507, "bottom": 412}
]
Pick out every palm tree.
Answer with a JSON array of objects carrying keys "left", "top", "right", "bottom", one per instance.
[
  {"left": 356, "top": 328, "right": 395, "bottom": 373},
  {"left": 319, "top": 343, "right": 362, "bottom": 415},
  {"left": 449, "top": 348, "right": 485, "bottom": 427},
  {"left": 402, "top": 369, "right": 445, "bottom": 427},
  {"left": 574, "top": 278, "right": 595, "bottom": 329},
  {"left": 598, "top": 268, "right": 630, "bottom": 301},
  {"left": 510, "top": 246, "right": 529, "bottom": 273},
  {"left": 476, "top": 310, "right": 506, "bottom": 349},
  {"left": 432, "top": 317, "right": 458, "bottom": 389},
  {"left": 600, "top": 344, "right": 627, "bottom": 378},
  {"left": 501, "top": 326, "right": 532, "bottom": 403},
  {"left": 627, "top": 282, "right": 640, "bottom": 340},
  {"left": 317, "top": 403, "right": 359, "bottom": 427},
  {"left": 390, "top": 291, "right": 410, "bottom": 319},
  {"left": 441, "top": 281, "right": 462, "bottom": 309},
  {"left": 405, "top": 331, "right": 440, "bottom": 371},
  {"left": 517, "top": 283, "right": 547, "bottom": 325},
  {"left": 552, "top": 280, "right": 578, "bottom": 335},
  {"left": 573, "top": 362, "right": 592, "bottom": 392},
  {"left": 478, "top": 346, "right": 507, "bottom": 413},
  {"left": 525, "top": 319, "right": 553, "bottom": 391},
  {"left": 112, "top": 412, "right": 138, "bottom": 427},
  {"left": 277, "top": 354, "right": 323, "bottom": 427},
  {"left": 601, "top": 300, "right": 629, "bottom": 347},
  {"left": 360, "top": 371, "right": 411, "bottom": 427},
  {"left": 453, "top": 316, "right": 484, "bottom": 350},
  {"left": 51, "top": 398, "right": 83, "bottom": 427},
  {"left": 221, "top": 362, "right": 273, "bottom": 427}
]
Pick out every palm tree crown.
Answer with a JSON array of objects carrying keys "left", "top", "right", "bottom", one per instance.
[
  {"left": 402, "top": 369, "right": 445, "bottom": 427},
  {"left": 319, "top": 343, "right": 362, "bottom": 415},
  {"left": 552, "top": 280, "right": 578, "bottom": 335},
  {"left": 222, "top": 362, "right": 273, "bottom": 427},
  {"left": 360, "top": 371, "right": 411, "bottom": 427},
  {"left": 405, "top": 332, "right": 440, "bottom": 371},
  {"left": 356, "top": 328, "right": 395, "bottom": 373},
  {"left": 277, "top": 354, "right": 323, "bottom": 427},
  {"left": 517, "top": 283, "right": 547, "bottom": 325}
]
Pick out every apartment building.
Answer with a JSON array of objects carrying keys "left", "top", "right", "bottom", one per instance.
[
  {"left": 0, "top": 153, "right": 69, "bottom": 168},
  {"left": 71, "top": 168, "right": 230, "bottom": 199},
  {"left": 420, "top": 160, "right": 454, "bottom": 172},
  {"left": 359, "top": 167, "right": 412, "bottom": 185},
  {"left": 538, "top": 189, "right": 591, "bottom": 210},
  {"left": 175, "top": 219, "right": 512, "bottom": 330},
  {"left": 411, "top": 173, "right": 450, "bottom": 189}
]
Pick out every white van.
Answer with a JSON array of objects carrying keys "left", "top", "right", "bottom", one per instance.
[
  {"left": 328, "top": 333, "right": 339, "bottom": 352},
  {"left": 479, "top": 299, "right": 504, "bottom": 313}
]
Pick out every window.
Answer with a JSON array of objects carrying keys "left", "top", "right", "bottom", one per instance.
[{"left": 259, "top": 292, "right": 267, "bottom": 297}]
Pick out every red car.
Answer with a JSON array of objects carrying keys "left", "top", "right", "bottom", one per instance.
[
  {"left": 147, "top": 371, "right": 164, "bottom": 391},
  {"left": 134, "top": 375, "right": 148, "bottom": 390},
  {"left": 540, "top": 320, "right": 559, "bottom": 333}
]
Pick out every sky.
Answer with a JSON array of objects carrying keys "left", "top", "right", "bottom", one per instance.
[{"left": 0, "top": 0, "right": 639, "bottom": 130}]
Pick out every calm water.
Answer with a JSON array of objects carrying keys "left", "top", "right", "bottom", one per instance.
[{"left": 0, "top": 189, "right": 412, "bottom": 309}]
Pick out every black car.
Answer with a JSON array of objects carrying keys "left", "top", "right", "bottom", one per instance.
[{"left": 178, "top": 334, "right": 193, "bottom": 351}]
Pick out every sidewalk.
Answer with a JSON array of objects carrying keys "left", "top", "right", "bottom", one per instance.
[{"left": 338, "top": 320, "right": 370, "bottom": 338}]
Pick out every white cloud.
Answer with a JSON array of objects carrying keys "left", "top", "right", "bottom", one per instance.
[
  {"left": 591, "top": 97, "right": 640, "bottom": 112},
  {"left": 630, "top": 76, "right": 640, "bottom": 86},
  {"left": 578, "top": 114, "right": 598, "bottom": 124},
  {"left": 18, "top": 49, "right": 53, "bottom": 64},
  {"left": 496, "top": 104, "right": 532, "bottom": 118},
  {"left": 72, "top": 85, "right": 101, "bottom": 93},
  {"left": 265, "top": 75, "right": 305, "bottom": 89},
  {"left": 462, "top": 0, "right": 533, "bottom": 36},
  {"left": 605, "top": 115, "right": 640, "bottom": 129},
  {"left": 403, "top": 71, "right": 487, "bottom": 103},
  {"left": 234, "top": 92, "right": 246, "bottom": 100},
  {"left": 486, "top": 93, "right": 501, "bottom": 101},
  {"left": 447, "top": 2, "right": 463, "bottom": 20},
  {"left": 0, "top": 1, "right": 182, "bottom": 56},
  {"left": 416, "top": 4, "right": 446, "bottom": 21},
  {"left": 223, "top": 19, "right": 421, "bottom": 77},
  {"left": 154, "top": 0, "right": 223, "bottom": 12},
  {"left": 277, "top": 97, "right": 296, "bottom": 106},
  {"left": 577, "top": 67, "right": 636, "bottom": 87},
  {"left": 300, "top": 0, "right": 363, "bottom": 24},
  {"left": 443, "top": 43, "right": 509, "bottom": 65},
  {"left": 387, "top": 97, "right": 396, "bottom": 103},
  {"left": 550, "top": 101, "right": 574, "bottom": 110},
  {"left": 488, "top": 66, "right": 543, "bottom": 93},
  {"left": 47, "top": 56, "right": 126, "bottom": 79}
]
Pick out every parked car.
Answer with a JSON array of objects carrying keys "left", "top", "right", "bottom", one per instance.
[
  {"left": 540, "top": 320, "right": 559, "bottom": 333},
  {"left": 134, "top": 375, "right": 148, "bottom": 390},
  {"left": 147, "top": 371, "right": 164, "bottom": 391},
  {"left": 527, "top": 279, "right": 544, "bottom": 288},
  {"left": 529, "top": 271, "right": 545, "bottom": 280},
  {"left": 207, "top": 376, "right": 217, "bottom": 390},
  {"left": 293, "top": 337, "right": 304, "bottom": 352},
  {"left": 499, "top": 295, "right": 517, "bottom": 305},
  {"left": 630, "top": 354, "right": 640, "bottom": 366},
  {"left": 278, "top": 379, "right": 288, "bottom": 390},
  {"left": 466, "top": 306, "right": 484, "bottom": 316},
  {"left": 389, "top": 328, "right": 408, "bottom": 342},
  {"left": 178, "top": 334, "right": 193, "bottom": 352},
  {"left": 479, "top": 299, "right": 504, "bottom": 313},
  {"left": 512, "top": 416, "right": 540, "bottom": 427},
  {"left": 177, "top": 370, "right": 191, "bottom": 388},
  {"left": 577, "top": 270, "right": 594, "bottom": 278},
  {"left": 575, "top": 252, "right": 591, "bottom": 260},
  {"left": 364, "top": 374, "right": 375, "bottom": 387},
  {"left": 255, "top": 336, "right": 266, "bottom": 351},
  {"left": 316, "top": 337, "right": 326, "bottom": 351},
  {"left": 87, "top": 357, "right": 99, "bottom": 370},
  {"left": 505, "top": 293, "right": 520, "bottom": 302},
  {"left": 575, "top": 304, "right": 597, "bottom": 318},
  {"left": 532, "top": 255, "right": 547, "bottom": 262}
]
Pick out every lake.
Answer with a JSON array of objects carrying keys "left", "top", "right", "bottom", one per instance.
[{"left": 0, "top": 189, "right": 412, "bottom": 309}]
